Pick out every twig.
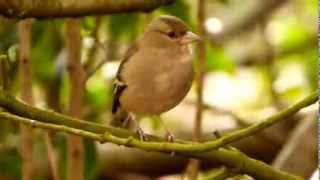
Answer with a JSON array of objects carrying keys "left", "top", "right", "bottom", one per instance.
[
  {"left": 83, "top": 16, "right": 102, "bottom": 79},
  {"left": 193, "top": 0, "right": 206, "bottom": 143},
  {"left": 44, "top": 132, "right": 60, "bottom": 180},
  {"left": 0, "top": 112, "right": 303, "bottom": 180},
  {"left": 18, "top": 19, "right": 33, "bottom": 180},
  {"left": 18, "top": 19, "right": 60, "bottom": 180},
  {"left": 0, "top": 55, "right": 9, "bottom": 90},
  {"left": 66, "top": 18, "right": 84, "bottom": 180},
  {"left": 272, "top": 113, "right": 317, "bottom": 177},
  {"left": 203, "top": 166, "right": 237, "bottom": 180},
  {"left": 188, "top": 0, "right": 206, "bottom": 177},
  {"left": 0, "top": 88, "right": 316, "bottom": 153}
]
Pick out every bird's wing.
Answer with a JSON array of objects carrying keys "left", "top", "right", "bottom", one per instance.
[{"left": 111, "top": 43, "right": 139, "bottom": 113}]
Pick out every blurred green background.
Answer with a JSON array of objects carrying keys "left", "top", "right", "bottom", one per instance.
[{"left": 0, "top": 0, "right": 317, "bottom": 179}]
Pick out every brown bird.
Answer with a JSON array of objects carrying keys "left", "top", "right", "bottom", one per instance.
[{"left": 110, "top": 15, "right": 201, "bottom": 141}]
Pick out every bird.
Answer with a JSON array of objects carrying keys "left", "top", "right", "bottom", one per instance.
[{"left": 109, "top": 15, "right": 201, "bottom": 141}]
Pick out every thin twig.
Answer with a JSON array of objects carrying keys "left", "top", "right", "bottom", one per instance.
[
  {"left": 203, "top": 166, "right": 237, "bottom": 180},
  {"left": 188, "top": 0, "right": 206, "bottom": 178},
  {"left": 65, "top": 18, "right": 84, "bottom": 180},
  {"left": 0, "top": 55, "right": 9, "bottom": 90},
  {"left": 44, "top": 132, "right": 60, "bottom": 180},
  {"left": 18, "top": 19, "right": 33, "bottom": 180},
  {"left": 83, "top": 16, "right": 102, "bottom": 77},
  {"left": 18, "top": 19, "right": 60, "bottom": 180},
  {"left": 272, "top": 113, "right": 317, "bottom": 177},
  {"left": 193, "top": 0, "right": 206, "bottom": 143}
]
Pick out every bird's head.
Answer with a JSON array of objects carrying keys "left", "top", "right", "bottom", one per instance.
[{"left": 143, "top": 15, "right": 201, "bottom": 48}]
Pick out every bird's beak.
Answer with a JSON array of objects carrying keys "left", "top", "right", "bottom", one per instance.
[{"left": 180, "top": 31, "right": 202, "bottom": 45}]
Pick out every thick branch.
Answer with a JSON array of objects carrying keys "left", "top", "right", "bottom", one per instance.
[
  {"left": 0, "top": 0, "right": 174, "bottom": 18},
  {"left": 0, "top": 112, "right": 302, "bottom": 180},
  {"left": 0, "top": 89, "right": 317, "bottom": 153}
]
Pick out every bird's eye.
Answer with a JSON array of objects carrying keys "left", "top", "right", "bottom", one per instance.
[{"left": 167, "top": 31, "right": 176, "bottom": 38}]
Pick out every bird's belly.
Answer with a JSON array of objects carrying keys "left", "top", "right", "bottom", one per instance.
[{"left": 120, "top": 64, "right": 193, "bottom": 115}]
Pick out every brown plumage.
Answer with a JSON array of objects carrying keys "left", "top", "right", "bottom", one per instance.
[{"left": 110, "top": 15, "right": 200, "bottom": 140}]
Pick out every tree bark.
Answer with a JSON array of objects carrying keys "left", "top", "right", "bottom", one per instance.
[{"left": 0, "top": 0, "right": 174, "bottom": 18}]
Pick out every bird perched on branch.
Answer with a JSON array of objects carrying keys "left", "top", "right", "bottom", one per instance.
[{"left": 110, "top": 15, "right": 201, "bottom": 141}]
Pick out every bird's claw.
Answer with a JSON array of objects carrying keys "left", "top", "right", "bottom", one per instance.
[
  {"left": 165, "top": 132, "right": 175, "bottom": 142},
  {"left": 164, "top": 132, "right": 175, "bottom": 156},
  {"left": 136, "top": 127, "right": 148, "bottom": 141}
]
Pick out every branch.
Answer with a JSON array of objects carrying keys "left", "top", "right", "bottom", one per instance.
[
  {"left": 18, "top": 19, "right": 34, "bottom": 180},
  {"left": 65, "top": 19, "right": 84, "bottom": 180},
  {"left": 0, "top": 55, "right": 9, "bottom": 90},
  {"left": 0, "top": 112, "right": 302, "bottom": 180},
  {"left": 187, "top": 0, "right": 206, "bottom": 177},
  {"left": 0, "top": 89, "right": 317, "bottom": 153},
  {"left": 203, "top": 166, "right": 237, "bottom": 180},
  {"left": 272, "top": 114, "right": 317, "bottom": 178},
  {"left": 0, "top": 0, "right": 174, "bottom": 18}
]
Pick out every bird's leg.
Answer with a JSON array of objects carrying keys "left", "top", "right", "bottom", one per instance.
[
  {"left": 121, "top": 114, "right": 130, "bottom": 128},
  {"left": 130, "top": 114, "right": 148, "bottom": 141},
  {"left": 156, "top": 116, "right": 174, "bottom": 142}
]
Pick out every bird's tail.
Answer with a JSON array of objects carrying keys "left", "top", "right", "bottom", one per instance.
[{"left": 109, "top": 107, "right": 130, "bottom": 128}]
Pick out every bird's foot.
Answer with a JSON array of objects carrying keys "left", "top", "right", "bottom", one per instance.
[
  {"left": 165, "top": 132, "right": 176, "bottom": 156},
  {"left": 164, "top": 132, "right": 175, "bottom": 142},
  {"left": 136, "top": 127, "right": 148, "bottom": 141}
]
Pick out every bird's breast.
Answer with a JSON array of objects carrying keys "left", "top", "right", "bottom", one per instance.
[{"left": 120, "top": 48, "right": 193, "bottom": 115}]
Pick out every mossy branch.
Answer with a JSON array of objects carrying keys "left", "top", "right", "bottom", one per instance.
[
  {"left": 0, "top": 89, "right": 317, "bottom": 153},
  {"left": 0, "top": 90, "right": 316, "bottom": 179},
  {"left": 0, "top": 112, "right": 303, "bottom": 180}
]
